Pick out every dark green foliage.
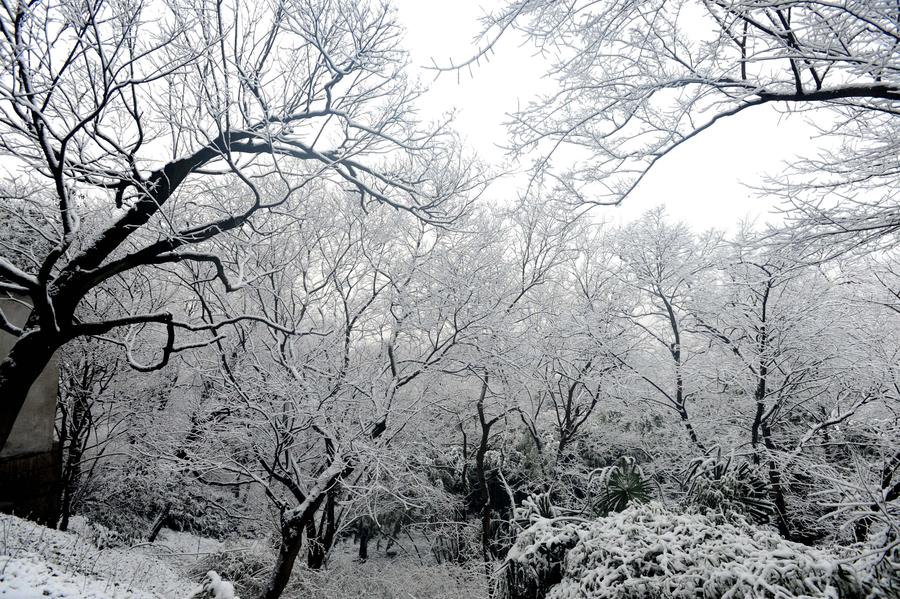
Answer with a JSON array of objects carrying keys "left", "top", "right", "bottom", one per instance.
[
  {"left": 591, "top": 457, "right": 653, "bottom": 515},
  {"left": 683, "top": 447, "right": 773, "bottom": 523}
]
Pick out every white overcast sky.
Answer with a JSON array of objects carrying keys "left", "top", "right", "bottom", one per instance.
[{"left": 392, "top": 0, "right": 825, "bottom": 232}]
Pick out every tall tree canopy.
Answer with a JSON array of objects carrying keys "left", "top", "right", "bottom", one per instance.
[
  {"left": 466, "top": 0, "right": 899, "bottom": 244},
  {"left": 0, "top": 0, "right": 479, "bottom": 449}
]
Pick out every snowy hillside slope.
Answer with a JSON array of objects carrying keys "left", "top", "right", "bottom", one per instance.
[
  {"left": 0, "top": 556, "right": 161, "bottom": 598},
  {"left": 0, "top": 514, "right": 185, "bottom": 598}
]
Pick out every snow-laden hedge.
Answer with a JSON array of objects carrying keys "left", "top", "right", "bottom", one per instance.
[{"left": 500, "top": 503, "right": 870, "bottom": 599}]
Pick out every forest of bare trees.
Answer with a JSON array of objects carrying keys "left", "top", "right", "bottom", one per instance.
[{"left": 1, "top": 1, "right": 899, "bottom": 598}]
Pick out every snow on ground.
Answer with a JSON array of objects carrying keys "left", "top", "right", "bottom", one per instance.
[
  {"left": 0, "top": 514, "right": 187, "bottom": 598},
  {"left": 0, "top": 556, "right": 160, "bottom": 598},
  {"left": 0, "top": 514, "right": 267, "bottom": 599}
]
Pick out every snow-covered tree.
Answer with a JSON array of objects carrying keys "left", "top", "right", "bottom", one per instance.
[
  {"left": 459, "top": 0, "right": 900, "bottom": 246},
  {"left": 614, "top": 209, "right": 721, "bottom": 452},
  {"left": 0, "top": 0, "right": 480, "bottom": 449}
]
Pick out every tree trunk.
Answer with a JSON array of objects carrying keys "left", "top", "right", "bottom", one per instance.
[
  {"left": 660, "top": 293, "right": 705, "bottom": 454},
  {"left": 58, "top": 392, "right": 89, "bottom": 531},
  {"left": 358, "top": 520, "right": 370, "bottom": 562},
  {"left": 854, "top": 448, "right": 900, "bottom": 541},
  {"left": 750, "top": 298, "right": 770, "bottom": 465},
  {"left": 305, "top": 519, "right": 321, "bottom": 568},
  {"left": 474, "top": 377, "right": 495, "bottom": 563},
  {"left": 677, "top": 404, "right": 705, "bottom": 453},
  {"left": 57, "top": 448, "right": 82, "bottom": 532},
  {"left": 766, "top": 458, "right": 791, "bottom": 539},
  {"left": 476, "top": 422, "right": 493, "bottom": 562},
  {"left": 761, "top": 425, "right": 791, "bottom": 540},
  {"left": 147, "top": 502, "right": 172, "bottom": 542},
  {"left": 750, "top": 391, "right": 767, "bottom": 464},
  {"left": 260, "top": 520, "right": 304, "bottom": 599},
  {"left": 0, "top": 329, "right": 60, "bottom": 451},
  {"left": 306, "top": 489, "right": 337, "bottom": 569}
]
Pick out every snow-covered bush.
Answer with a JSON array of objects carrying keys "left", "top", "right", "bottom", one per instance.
[
  {"left": 83, "top": 463, "right": 251, "bottom": 541},
  {"left": 186, "top": 547, "right": 273, "bottom": 599},
  {"left": 500, "top": 502, "right": 870, "bottom": 599},
  {"left": 80, "top": 518, "right": 131, "bottom": 549},
  {"left": 858, "top": 525, "right": 900, "bottom": 596},
  {"left": 682, "top": 449, "right": 773, "bottom": 523},
  {"left": 515, "top": 493, "right": 559, "bottom": 523},
  {"left": 501, "top": 515, "right": 583, "bottom": 599},
  {"left": 185, "top": 570, "right": 239, "bottom": 599}
]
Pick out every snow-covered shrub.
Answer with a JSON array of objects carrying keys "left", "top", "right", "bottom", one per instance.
[
  {"left": 500, "top": 502, "right": 871, "bottom": 599},
  {"left": 682, "top": 448, "right": 773, "bottom": 523},
  {"left": 501, "top": 516, "right": 582, "bottom": 599},
  {"left": 515, "top": 492, "right": 559, "bottom": 524},
  {"left": 80, "top": 518, "right": 131, "bottom": 549},
  {"left": 185, "top": 570, "right": 240, "bottom": 599},
  {"left": 83, "top": 463, "right": 251, "bottom": 540},
  {"left": 186, "top": 547, "right": 273, "bottom": 599},
  {"left": 858, "top": 525, "right": 900, "bottom": 595}
]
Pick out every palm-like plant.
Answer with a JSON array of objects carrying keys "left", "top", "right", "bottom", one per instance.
[
  {"left": 683, "top": 446, "right": 773, "bottom": 523},
  {"left": 514, "top": 492, "right": 559, "bottom": 525},
  {"left": 589, "top": 456, "right": 653, "bottom": 515}
]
